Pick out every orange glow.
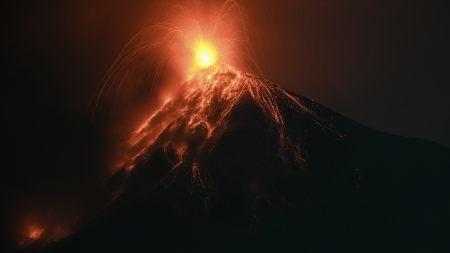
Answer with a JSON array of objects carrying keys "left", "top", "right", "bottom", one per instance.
[
  {"left": 14, "top": 199, "right": 82, "bottom": 249},
  {"left": 29, "top": 228, "right": 45, "bottom": 239},
  {"left": 192, "top": 38, "right": 218, "bottom": 72},
  {"left": 93, "top": 0, "right": 256, "bottom": 115}
]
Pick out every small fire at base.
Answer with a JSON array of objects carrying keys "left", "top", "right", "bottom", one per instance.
[{"left": 28, "top": 228, "right": 45, "bottom": 239}]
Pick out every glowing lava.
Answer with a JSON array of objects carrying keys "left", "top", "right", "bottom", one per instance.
[
  {"left": 192, "top": 39, "right": 218, "bottom": 73},
  {"left": 122, "top": 63, "right": 339, "bottom": 178}
]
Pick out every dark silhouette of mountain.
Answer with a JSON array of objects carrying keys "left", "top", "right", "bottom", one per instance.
[{"left": 42, "top": 64, "right": 449, "bottom": 252}]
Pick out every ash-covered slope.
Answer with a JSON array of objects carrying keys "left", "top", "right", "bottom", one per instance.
[{"left": 47, "top": 64, "right": 450, "bottom": 252}]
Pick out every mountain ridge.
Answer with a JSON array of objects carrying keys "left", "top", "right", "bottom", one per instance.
[{"left": 35, "top": 63, "right": 450, "bottom": 252}]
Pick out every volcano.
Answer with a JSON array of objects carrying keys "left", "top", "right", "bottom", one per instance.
[{"left": 45, "top": 64, "right": 449, "bottom": 252}]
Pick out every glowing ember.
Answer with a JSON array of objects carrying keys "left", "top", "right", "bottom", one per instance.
[
  {"left": 192, "top": 38, "right": 218, "bottom": 72},
  {"left": 29, "top": 228, "right": 45, "bottom": 239}
]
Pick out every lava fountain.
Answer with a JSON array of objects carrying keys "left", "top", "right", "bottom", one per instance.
[
  {"left": 92, "top": 0, "right": 257, "bottom": 116},
  {"left": 96, "top": 1, "right": 342, "bottom": 204}
]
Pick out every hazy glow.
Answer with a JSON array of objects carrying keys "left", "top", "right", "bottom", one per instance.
[
  {"left": 29, "top": 228, "right": 45, "bottom": 239},
  {"left": 193, "top": 39, "right": 218, "bottom": 70}
]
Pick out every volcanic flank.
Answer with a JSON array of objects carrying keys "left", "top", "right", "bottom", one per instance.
[{"left": 46, "top": 64, "right": 450, "bottom": 252}]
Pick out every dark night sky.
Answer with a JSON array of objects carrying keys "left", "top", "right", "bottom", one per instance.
[{"left": 2, "top": 0, "right": 450, "bottom": 250}]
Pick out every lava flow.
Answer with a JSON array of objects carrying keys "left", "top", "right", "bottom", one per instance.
[{"left": 116, "top": 62, "right": 341, "bottom": 203}]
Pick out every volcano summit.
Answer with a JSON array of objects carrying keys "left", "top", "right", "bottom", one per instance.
[{"left": 46, "top": 64, "right": 449, "bottom": 252}]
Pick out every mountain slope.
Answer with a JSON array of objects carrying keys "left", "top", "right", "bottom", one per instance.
[{"left": 45, "top": 64, "right": 450, "bottom": 252}]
